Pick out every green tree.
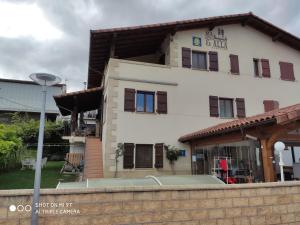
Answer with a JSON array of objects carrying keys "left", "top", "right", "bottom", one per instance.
[
  {"left": 0, "top": 113, "right": 66, "bottom": 171},
  {"left": 11, "top": 113, "right": 64, "bottom": 144},
  {"left": 0, "top": 124, "right": 22, "bottom": 170}
]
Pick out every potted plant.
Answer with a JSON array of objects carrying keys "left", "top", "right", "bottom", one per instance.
[
  {"left": 114, "top": 143, "right": 124, "bottom": 178},
  {"left": 165, "top": 145, "right": 180, "bottom": 174}
]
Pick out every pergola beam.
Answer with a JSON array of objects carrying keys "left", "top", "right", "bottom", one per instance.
[
  {"left": 70, "top": 96, "right": 78, "bottom": 135},
  {"left": 241, "top": 18, "right": 249, "bottom": 27},
  {"left": 272, "top": 33, "right": 282, "bottom": 42},
  {"left": 209, "top": 23, "right": 215, "bottom": 31}
]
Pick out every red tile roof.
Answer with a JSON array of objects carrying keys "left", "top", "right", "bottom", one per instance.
[{"left": 179, "top": 103, "right": 300, "bottom": 142}]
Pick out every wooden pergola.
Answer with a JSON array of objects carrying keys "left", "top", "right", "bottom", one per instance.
[
  {"left": 179, "top": 104, "right": 300, "bottom": 182},
  {"left": 54, "top": 87, "right": 103, "bottom": 136}
]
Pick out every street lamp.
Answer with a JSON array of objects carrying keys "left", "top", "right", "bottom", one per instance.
[
  {"left": 29, "top": 73, "right": 61, "bottom": 225},
  {"left": 274, "top": 141, "right": 286, "bottom": 182}
]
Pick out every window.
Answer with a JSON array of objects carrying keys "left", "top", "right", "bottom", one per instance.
[
  {"left": 253, "top": 58, "right": 260, "bottom": 77},
  {"left": 219, "top": 98, "right": 234, "bottom": 118},
  {"left": 135, "top": 144, "right": 153, "bottom": 168},
  {"left": 209, "top": 96, "right": 244, "bottom": 118},
  {"left": 279, "top": 62, "right": 295, "bottom": 81},
  {"left": 192, "top": 51, "right": 207, "bottom": 69},
  {"left": 124, "top": 88, "right": 168, "bottom": 114},
  {"left": 136, "top": 91, "right": 154, "bottom": 113},
  {"left": 253, "top": 58, "right": 271, "bottom": 78}
]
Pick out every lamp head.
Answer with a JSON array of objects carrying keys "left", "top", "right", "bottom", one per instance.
[
  {"left": 29, "top": 73, "right": 61, "bottom": 86},
  {"left": 274, "top": 141, "right": 285, "bottom": 152}
]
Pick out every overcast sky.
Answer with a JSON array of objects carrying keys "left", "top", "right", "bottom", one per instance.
[{"left": 0, "top": 0, "right": 299, "bottom": 92}]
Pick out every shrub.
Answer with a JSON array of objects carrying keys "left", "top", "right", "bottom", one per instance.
[{"left": 0, "top": 124, "right": 23, "bottom": 170}]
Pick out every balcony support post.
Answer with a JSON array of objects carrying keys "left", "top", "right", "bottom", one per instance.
[{"left": 71, "top": 96, "right": 78, "bottom": 135}]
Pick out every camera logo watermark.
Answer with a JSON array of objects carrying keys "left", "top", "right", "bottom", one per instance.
[
  {"left": 9, "top": 204, "right": 31, "bottom": 212},
  {"left": 9, "top": 202, "right": 80, "bottom": 215}
]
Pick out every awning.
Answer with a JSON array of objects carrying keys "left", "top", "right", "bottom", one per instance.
[
  {"left": 179, "top": 103, "right": 300, "bottom": 142},
  {"left": 54, "top": 87, "right": 102, "bottom": 116}
]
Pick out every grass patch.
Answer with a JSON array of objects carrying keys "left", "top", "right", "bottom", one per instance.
[{"left": 0, "top": 161, "right": 77, "bottom": 190}]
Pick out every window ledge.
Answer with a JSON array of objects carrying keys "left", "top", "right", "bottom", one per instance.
[
  {"left": 280, "top": 78, "right": 296, "bottom": 82},
  {"left": 133, "top": 168, "right": 155, "bottom": 170},
  {"left": 219, "top": 117, "right": 234, "bottom": 120},
  {"left": 191, "top": 68, "right": 209, "bottom": 71},
  {"left": 136, "top": 112, "right": 156, "bottom": 115}
]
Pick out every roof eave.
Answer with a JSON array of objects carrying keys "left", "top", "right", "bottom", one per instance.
[{"left": 178, "top": 118, "right": 276, "bottom": 143}]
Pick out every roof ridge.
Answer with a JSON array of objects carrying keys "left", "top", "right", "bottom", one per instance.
[{"left": 91, "top": 12, "right": 252, "bottom": 33}]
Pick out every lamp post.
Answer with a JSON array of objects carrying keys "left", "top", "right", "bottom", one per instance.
[
  {"left": 29, "top": 73, "right": 61, "bottom": 225},
  {"left": 274, "top": 141, "right": 286, "bottom": 182}
]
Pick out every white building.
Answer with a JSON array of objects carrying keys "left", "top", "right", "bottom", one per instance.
[
  {"left": 55, "top": 13, "right": 300, "bottom": 182},
  {"left": 0, "top": 78, "right": 66, "bottom": 122}
]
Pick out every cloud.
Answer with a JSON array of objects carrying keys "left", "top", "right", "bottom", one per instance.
[
  {"left": 0, "top": 0, "right": 299, "bottom": 92},
  {"left": 0, "top": 2, "right": 62, "bottom": 41}
]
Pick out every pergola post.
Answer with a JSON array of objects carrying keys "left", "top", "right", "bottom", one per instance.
[
  {"left": 70, "top": 96, "right": 78, "bottom": 135},
  {"left": 261, "top": 139, "right": 275, "bottom": 182}
]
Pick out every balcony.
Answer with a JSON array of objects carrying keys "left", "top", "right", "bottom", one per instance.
[{"left": 54, "top": 87, "right": 102, "bottom": 140}]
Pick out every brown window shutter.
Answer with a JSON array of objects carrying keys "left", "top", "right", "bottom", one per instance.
[
  {"left": 182, "top": 47, "right": 191, "bottom": 68},
  {"left": 157, "top": 91, "right": 167, "bottom": 114},
  {"left": 261, "top": 59, "right": 271, "bottom": 78},
  {"left": 154, "top": 143, "right": 164, "bottom": 168},
  {"left": 123, "top": 143, "right": 134, "bottom": 169},
  {"left": 263, "top": 100, "right": 279, "bottom": 112},
  {"left": 236, "top": 98, "right": 246, "bottom": 118},
  {"left": 279, "top": 62, "right": 295, "bottom": 81},
  {"left": 124, "top": 88, "right": 135, "bottom": 112},
  {"left": 229, "top": 54, "right": 239, "bottom": 74},
  {"left": 209, "top": 51, "right": 219, "bottom": 71},
  {"left": 209, "top": 96, "right": 219, "bottom": 117}
]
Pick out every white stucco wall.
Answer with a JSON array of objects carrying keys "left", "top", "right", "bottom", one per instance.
[{"left": 102, "top": 24, "right": 300, "bottom": 177}]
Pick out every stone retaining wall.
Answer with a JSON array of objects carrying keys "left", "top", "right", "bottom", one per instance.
[{"left": 0, "top": 182, "right": 300, "bottom": 225}]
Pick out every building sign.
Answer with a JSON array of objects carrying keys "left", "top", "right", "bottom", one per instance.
[
  {"left": 192, "top": 36, "right": 201, "bottom": 47},
  {"left": 192, "top": 155, "right": 197, "bottom": 162},
  {"left": 179, "top": 150, "right": 186, "bottom": 157},
  {"left": 205, "top": 28, "right": 227, "bottom": 50}
]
